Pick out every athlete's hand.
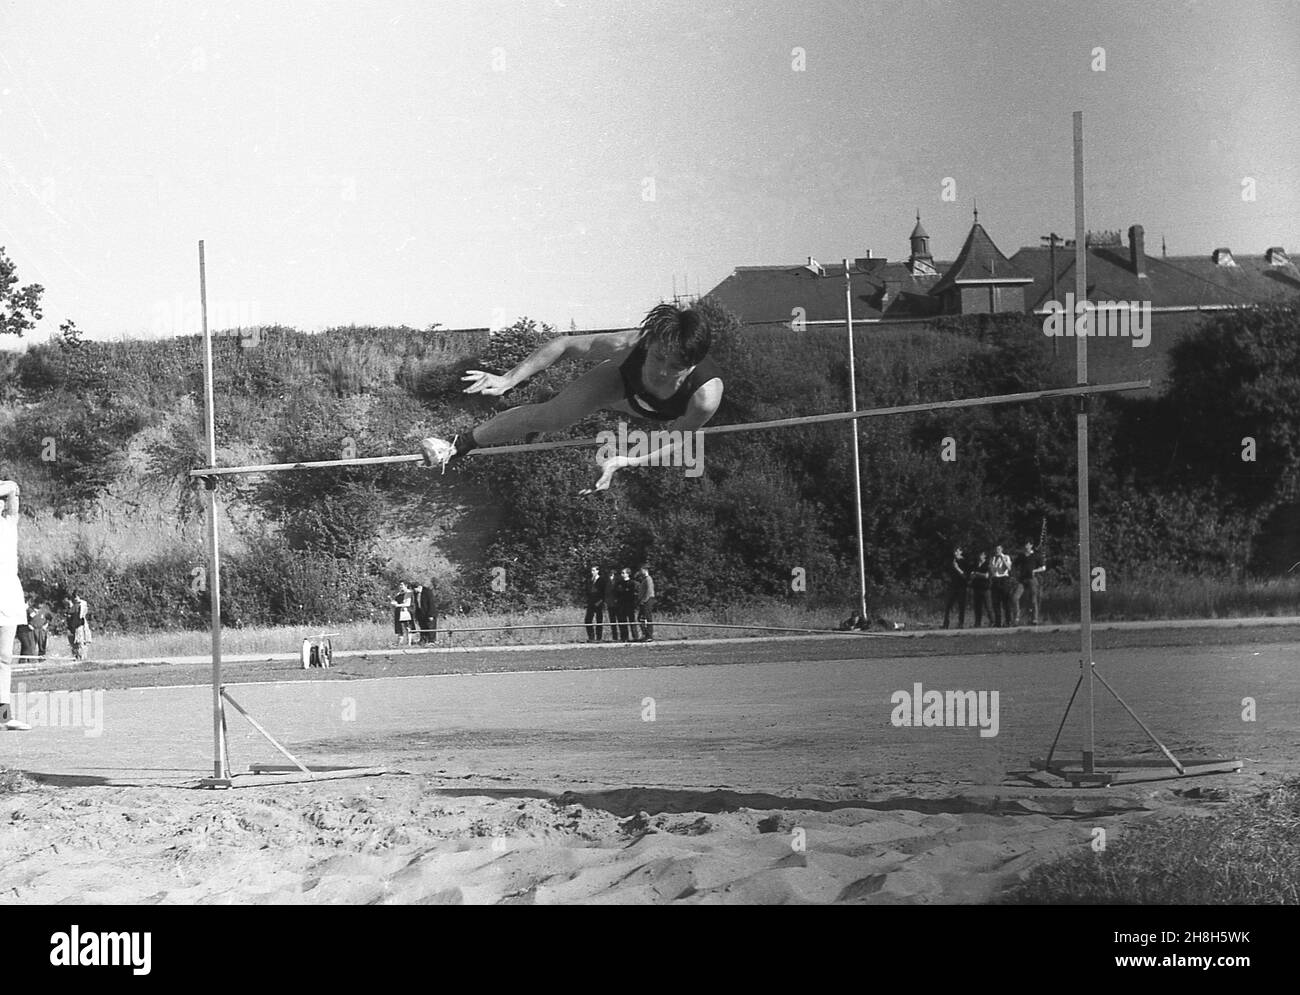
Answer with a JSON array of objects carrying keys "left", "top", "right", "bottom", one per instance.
[
  {"left": 461, "top": 370, "right": 512, "bottom": 397},
  {"left": 579, "top": 455, "right": 628, "bottom": 496}
]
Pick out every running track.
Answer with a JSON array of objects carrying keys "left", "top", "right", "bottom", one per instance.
[{"left": 3, "top": 636, "right": 1296, "bottom": 791}]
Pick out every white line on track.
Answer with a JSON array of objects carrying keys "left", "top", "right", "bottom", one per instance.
[
  {"left": 110, "top": 659, "right": 880, "bottom": 694},
  {"left": 16, "top": 615, "right": 1300, "bottom": 681}
]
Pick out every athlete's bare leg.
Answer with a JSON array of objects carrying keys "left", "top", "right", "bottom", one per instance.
[
  {"left": 0, "top": 622, "right": 28, "bottom": 730},
  {"left": 468, "top": 359, "right": 630, "bottom": 447}
]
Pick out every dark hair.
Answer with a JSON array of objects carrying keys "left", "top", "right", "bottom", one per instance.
[{"left": 641, "top": 303, "right": 710, "bottom": 366}]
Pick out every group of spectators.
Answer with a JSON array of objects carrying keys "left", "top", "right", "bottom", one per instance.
[
  {"left": 14, "top": 595, "right": 92, "bottom": 662},
  {"left": 943, "top": 541, "right": 1045, "bottom": 628},
  {"left": 583, "top": 565, "right": 656, "bottom": 643},
  {"left": 389, "top": 581, "right": 439, "bottom": 647}
]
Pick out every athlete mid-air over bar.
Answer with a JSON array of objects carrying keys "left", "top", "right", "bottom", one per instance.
[{"left": 421, "top": 303, "right": 724, "bottom": 493}]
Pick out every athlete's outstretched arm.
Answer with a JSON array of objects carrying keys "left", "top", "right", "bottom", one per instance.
[
  {"left": 580, "top": 379, "right": 724, "bottom": 495},
  {"left": 463, "top": 330, "right": 643, "bottom": 397}
]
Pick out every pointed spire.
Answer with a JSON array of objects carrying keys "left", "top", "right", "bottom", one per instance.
[
  {"left": 973, "top": 199, "right": 979, "bottom": 224},
  {"left": 909, "top": 210, "right": 933, "bottom": 272},
  {"left": 1162, "top": 235, "right": 1167, "bottom": 258}
]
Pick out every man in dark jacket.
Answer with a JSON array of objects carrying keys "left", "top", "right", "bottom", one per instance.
[
  {"left": 634, "top": 564, "right": 656, "bottom": 642},
  {"left": 942, "top": 546, "right": 968, "bottom": 629},
  {"left": 969, "top": 551, "right": 992, "bottom": 628},
  {"left": 602, "top": 568, "right": 618, "bottom": 638},
  {"left": 410, "top": 583, "right": 429, "bottom": 644},
  {"left": 417, "top": 582, "right": 437, "bottom": 643},
  {"left": 584, "top": 565, "right": 607, "bottom": 642},
  {"left": 614, "top": 567, "right": 636, "bottom": 642},
  {"left": 1014, "top": 541, "right": 1046, "bottom": 625}
]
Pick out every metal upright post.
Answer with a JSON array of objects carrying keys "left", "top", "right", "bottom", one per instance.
[
  {"left": 844, "top": 260, "right": 868, "bottom": 618},
  {"left": 199, "top": 241, "right": 227, "bottom": 782},
  {"left": 1073, "top": 112, "right": 1095, "bottom": 774}
]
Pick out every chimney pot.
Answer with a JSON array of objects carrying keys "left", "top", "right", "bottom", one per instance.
[{"left": 1128, "top": 224, "right": 1147, "bottom": 278}]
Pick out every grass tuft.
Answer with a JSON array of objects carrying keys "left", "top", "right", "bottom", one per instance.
[{"left": 1001, "top": 778, "right": 1300, "bottom": 904}]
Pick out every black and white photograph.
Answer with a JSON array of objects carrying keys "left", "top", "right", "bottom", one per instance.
[{"left": 0, "top": 0, "right": 1294, "bottom": 950}]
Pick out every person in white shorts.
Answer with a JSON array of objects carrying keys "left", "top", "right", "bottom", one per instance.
[{"left": 0, "top": 480, "right": 31, "bottom": 731}]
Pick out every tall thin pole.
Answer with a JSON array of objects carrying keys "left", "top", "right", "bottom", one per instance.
[
  {"left": 1072, "top": 111, "right": 1095, "bottom": 773},
  {"left": 199, "top": 240, "right": 227, "bottom": 781},
  {"left": 1040, "top": 233, "right": 1061, "bottom": 359},
  {"left": 1050, "top": 235, "right": 1058, "bottom": 358},
  {"left": 843, "top": 260, "right": 868, "bottom": 617}
]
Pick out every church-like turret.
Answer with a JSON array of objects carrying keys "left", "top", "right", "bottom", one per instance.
[{"left": 907, "top": 211, "right": 936, "bottom": 276}]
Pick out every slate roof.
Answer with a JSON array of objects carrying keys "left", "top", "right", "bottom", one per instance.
[
  {"left": 1011, "top": 245, "right": 1300, "bottom": 310},
  {"left": 930, "top": 223, "right": 1033, "bottom": 294},
  {"left": 708, "top": 258, "right": 948, "bottom": 323},
  {"left": 705, "top": 222, "right": 1300, "bottom": 327}
]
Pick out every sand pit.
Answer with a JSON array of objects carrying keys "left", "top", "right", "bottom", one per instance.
[{"left": 0, "top": 774, "right": 1209, "bottom": 905}]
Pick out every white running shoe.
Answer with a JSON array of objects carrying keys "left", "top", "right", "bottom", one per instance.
[
  {"left": 2, "top": 718, "right": 32, "bottom": 732},
  {"left": 420, "top": 436, "right": 457, "bottom": 473}
]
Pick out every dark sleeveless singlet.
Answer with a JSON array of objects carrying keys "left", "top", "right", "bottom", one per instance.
[{"left": 617, "top": 337, "right": 722, "bottom": 422}]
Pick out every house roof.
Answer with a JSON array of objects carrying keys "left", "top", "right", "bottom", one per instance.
[
  {"left": 930, "top": 223, "right": 1033, "bottom": 294},
  {"left": 708, "top": 259, "right": 949, "bottom": 324},
  {"left": 704, "top": 216, "right": 1300, "bottom": 328},
  {"left": 1011, "top": 245, "right": 1300, "bottom": 310}
]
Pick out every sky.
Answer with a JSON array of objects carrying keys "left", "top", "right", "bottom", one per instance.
[{"left": 1, "top": 0, "right": 1297, "bottom": 346}]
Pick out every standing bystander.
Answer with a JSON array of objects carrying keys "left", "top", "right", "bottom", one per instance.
[
  {"left": 634, "top": 564, "right": 656, "bottom": 643},
  {"left": 969, "top": 551, "right": 992, "bottom": 628},
  {"left": 990, "top": 544, "right": 1013, "bottom": 628},
  {"left": 0, "top": 481, "right": 30, "bottom": 730},
  {"left": 584, "top": 565, "right": 607, "bottom": 642},
  {"left": 942, "top": 546, "right": 968, "bottom": 629}
]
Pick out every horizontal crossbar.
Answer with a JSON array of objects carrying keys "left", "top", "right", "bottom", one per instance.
[{"left": 189, "top": 379, "right": 1150, "bottom": 478}]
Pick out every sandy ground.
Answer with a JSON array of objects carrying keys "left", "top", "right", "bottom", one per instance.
[{"left": 1, "top": 636, "right": 1295, "bottom": 904}]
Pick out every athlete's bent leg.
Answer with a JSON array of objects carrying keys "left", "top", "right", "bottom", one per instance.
[
  {"left": 422, "top": 360, "right": 629, "bottom": 469},
  {"left": 473, "top": 360, "right": 626, "bottom": 447}
]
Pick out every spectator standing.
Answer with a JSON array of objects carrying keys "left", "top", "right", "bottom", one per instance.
[
  {"left": 0, "top": 480, "right": 30, "bottom": 730},
  {"left": 390, "top": 582, "right": 414, "bottom": 647},
  {"left": 422, "top": 581, "right": 439, "bottom": 644},
  {"left": 410, "top": 583, "right": 429, "bottom": 644},
  {"left": 942, "top": 546, "right": 968, "bottom": 629},
  {"left": 614, "top": 567, "right": 636, "bottom": 642},
  {"left": 33, "top": 603, "right": 50, "bottom": 659},
  {"left": 602, "top": 568, "right": 618, "bottom": 638},
  {"left": 16, "top": 601, "right": 36, "bottom": 661},
  {"left": 1014, "top": 541, "right": 1046, "bottom": 625},
  {"left": 990, "top": 545, "right": 1013, "bottom": 627},
  {"left": 66, "top": 593, "right": 92, "bottom": 662},
  {"left": 969, "top": 551, "right": 992, "bottom": 628},
  {"left": 634, "top": 564, "right": 656, "bottom": 642},
  {"left": 583, "top": 565, "right": 607, "bottom": 642}
]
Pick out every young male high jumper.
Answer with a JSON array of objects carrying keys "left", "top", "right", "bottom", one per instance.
[{"left": 421, "top": 303, "right": 723, "bottom": 493}]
